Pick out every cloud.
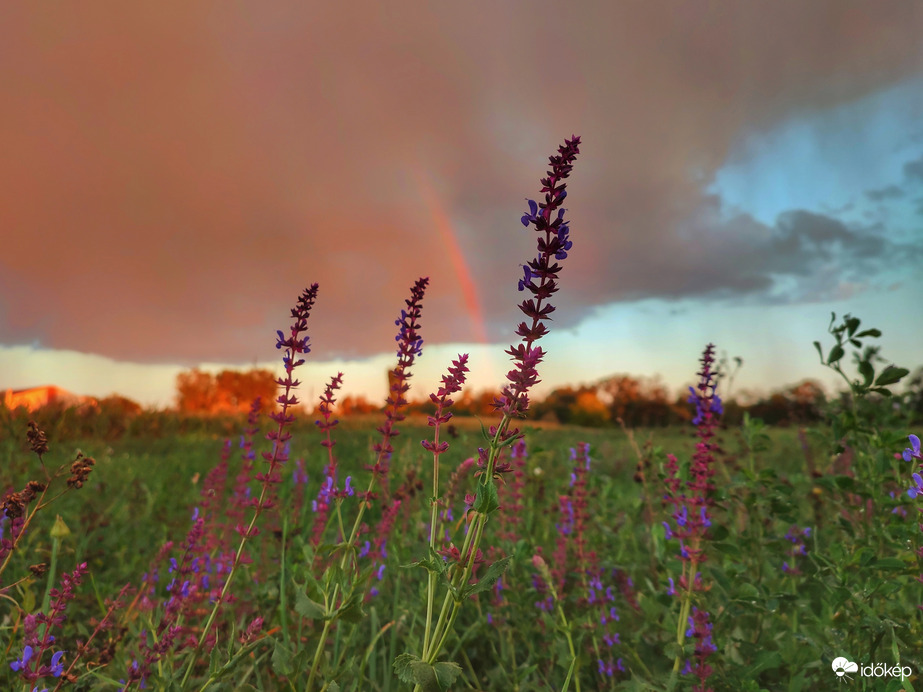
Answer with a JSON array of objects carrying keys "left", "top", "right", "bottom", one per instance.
[
  {"left": 904, "top": 157, "right": 923, "bottom": 182},
  {"left": 1, "top": 2, "right": 923, "bottom": 365},
  {"left": 866, "top": 184, "right": 905, "bottom": 201}
]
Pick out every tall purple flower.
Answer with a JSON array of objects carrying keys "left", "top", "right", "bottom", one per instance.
[
  {"left": 316, "top": 372, "right": 344, "bottom": 480},
  {"left": 665, "top": 345, "right": 722, "bottom": 682},
  {"left": 262, "top": 284, "right": 320, "bottom": 507},
  {"left": 372, "top": 277, "right": 429, "bottom": 495},
  {"left": 12, "top": 563, "right": 88, "bottom": 686},
  {"left": 422, "top": 354, "right": 470, "bottom": 456},
  {"left": 901, "top": 431, "right": 923, "bottom": 612},
  {"left": 684, "top": 607, "right": 716, "bottom": 692},
  {"left": 495, "top": 135, "right": 581, "bottom": 421}
]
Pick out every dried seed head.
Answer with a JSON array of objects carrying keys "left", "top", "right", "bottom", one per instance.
[
  {"left": 67, "top": 453, "right": 96, "bottom": 489},
  {"left": 1, "top": 491, "right": 29, "bottom": 519},
  {"left": 29, "top": 563, "right": 48, "bottom": 576},
  {"left": 27, "top": 421, "right": 49, "bottom": 457}
]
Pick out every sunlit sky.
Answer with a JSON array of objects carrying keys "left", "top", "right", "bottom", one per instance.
[{"left": 2, "top": 3, "right": 922, "bottom": 409}]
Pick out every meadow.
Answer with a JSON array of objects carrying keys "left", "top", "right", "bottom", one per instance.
[{"left": 2, "top": 136, "right": 922, "bottom": 691}]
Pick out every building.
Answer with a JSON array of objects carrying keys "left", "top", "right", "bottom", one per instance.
[{"left": 2, "top": 386, "right": 90, "bottom": 412}]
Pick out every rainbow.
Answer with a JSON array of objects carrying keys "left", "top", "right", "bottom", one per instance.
[{"left": 412, "top": 168, "right": 490, "bottom": 346}]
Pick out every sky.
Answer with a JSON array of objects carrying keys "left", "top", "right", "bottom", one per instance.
[{"left": 1, "top": 2, "right": 923, "bottom": 409}]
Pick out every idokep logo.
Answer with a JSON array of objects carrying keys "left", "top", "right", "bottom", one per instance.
[
  {"left": 832, "top": 657, "right": 858, "bottom": 681},
  {"left": 832, "top": 656, "right": 911, "bottom": 682}
]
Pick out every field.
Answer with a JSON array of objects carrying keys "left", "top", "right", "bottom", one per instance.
[
  {"left": 2, "top": 398, "right": 922, "bottom": 692},
  {"left": 2, "top": 137, "right": 922, "bottom": 692}
]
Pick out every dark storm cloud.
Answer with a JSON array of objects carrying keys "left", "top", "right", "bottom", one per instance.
[
  {"left": 1, "top": 1, "right": 923, "bottom": 364},
  {"left": 904, "top": 157, "right": 923, "bottom": 182},
  {"left": 866, "top": 185, "right": 905, "bottom": 201}
]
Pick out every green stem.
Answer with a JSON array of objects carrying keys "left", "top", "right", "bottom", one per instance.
[
  {"left": 306, "top": 469, "right": 381, "bottom": 687},
  {"left": 668, "top": 560, "right": 698, "bottom": 690},
  {"left": 279, "top": 517, "right": 290, "bottom": 646},
  {"left": 555, "top": 598, "right": 580, "bottom": 692},
  {"left": 421, "top": 426, "right": 443, "bottom": 658},
  {"left": 40, "top": 536, "right": 60, "bottom": 615},
  {"left": 306, "top": 619, "right": 334, "bottom": 691}
]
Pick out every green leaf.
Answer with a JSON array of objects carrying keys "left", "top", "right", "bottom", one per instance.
[
  {"left": 294, "top": 589, "right": 327, "bottom": 620},
  {"left": 271, "top": 641, "right": 294, "bottom": 676},
  {"left": 736, "top": 582, "right": 760, "bottom": 599},
  {"left": 858, "top": 360, "right": 874, "bottom": 387},
  {"left": 827, "top": 344, "right": 845, "bottom": 365},
  {"left": 302, "top": 572, "right": 325, "bottom": 603},
  {"left": 875, "top": 365, "right": 910, "bottom": 387},
  {"left": 712, "top": 541, "right": 741, "bottom": 557},
  {"left": 872, "top": 557, "right": 907, "bottom": 571},
  {"left": 433, "top": 661, "right": 463, "bottom": 690},
  {"left": 478, "top": 418, "right": 492, "bottom": 444},
  {"left": 393, "top": 654, "right": 457, "bottom": 692},
  {"left": 473, "top": 481, "right": 500, "bottom": 515},
  {"left": 404, "top": 548, "right": 449, "bottom": 576},
  {"left": 746, "top": 650, "right": 782, "bottom": 676},
  {"left": 394, "top": 653, "right": 421, "bottom": 684},
  {"left": 813, "top": 341, "right": 824, "bottom": 364},
  {"left": 856, "top": 328, "right": 882, "bottom": 338},
  {"left": 328, "top": 682, "right": 340, "bottom": 692},
  {"left": 336, "top": 592, "right": 366, "bottom": 624},
  {"left": 464, "top": 556, "right": 512, "bottom": 597},
  {"left": 870, "top": 387, "right": 893, "bottom": 397},
  {"left": 846, "top": 316, "right": 860, "bottom": 336}
]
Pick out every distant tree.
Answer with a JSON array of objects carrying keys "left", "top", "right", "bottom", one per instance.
[
  {"left": 97, "top": 395, "right": 143, "bottom": 417},
  {"left": 570, "top": 389, "right": 610, "bottom": 427},
  {"left": 176, "top": 369, "right": 218, "bottom": 413},
  {"left": 599, "top": 374, "right": 673, "bottom": 427},
  {"left": 532, "top": 386, "right": 578, "bottom": 424},
  {"left": 176, "top": 368, "right": 277, "bottom": 414},
  {"left": 337, "top": 395, "right": 377, "bottom": 416},
  {"left": 787, "top": 379, "right": 826, "bottom": 423}
]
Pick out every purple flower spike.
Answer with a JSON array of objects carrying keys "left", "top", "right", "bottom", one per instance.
[
  {"left": 494, "top": 136, "right": 580, "bottom": 419},
  {"left": 904, "top": 434, "right": 922, "bottom": 462}
]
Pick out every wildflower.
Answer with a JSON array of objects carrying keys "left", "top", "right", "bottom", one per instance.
[
  {"left": 687, "top": 607, "right": 717, "bottom": 691},
  {"left": 422, "top": 354, "right": 469, "bottom": 454},
  {"left": 239, "top": 617, "right": 264, "bottom": 645},
  {"left": 10, "top": 645, "right": 33, "bottom": 672},
  {"left": 904, "top": 434, "right": 922, "bottom": 463},
  {"left": 372, "top": 278, "right": 429, "bottom": 492},
  {"left": 49, "top": 650, "right": 65, "bottom": 677},
  {"left": 495, "top": 135, "right": 581, "bottom": 419},
  {"left": 909, "top": 473, "right": 923, "bottom": 499},
  {"left": 520, "top": 199, "right": 539, "bottom": 227}
]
